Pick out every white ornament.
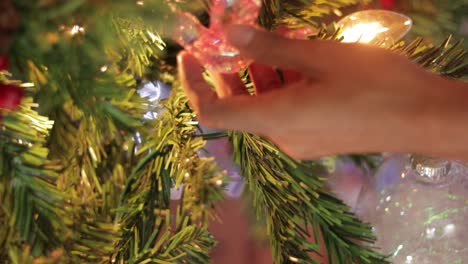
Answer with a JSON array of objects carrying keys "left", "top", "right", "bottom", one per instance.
[{"left": 356, "top": 155, "right": 468, "bottom": 263}]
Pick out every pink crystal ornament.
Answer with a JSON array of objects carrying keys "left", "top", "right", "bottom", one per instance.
[{"left": 171, "top": 0, "right": 262, "bottom": 73}]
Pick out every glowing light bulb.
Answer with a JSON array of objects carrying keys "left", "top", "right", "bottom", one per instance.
[
  {"left": 337, "top": 10, "right": 412, "bottom": 47},
  {"left": 340, "top": 22, "right": 389, "bottom": 43},
  {"left": 70, "top": 25, "right": 85, "bottom": 35},
  {"left": 288, "top": 256, "right": 299, "bottom": 263}
]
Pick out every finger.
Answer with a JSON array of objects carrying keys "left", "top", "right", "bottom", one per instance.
[
  {"left": 276, "top": 25, "right": 317, "bottom": 40},
  {"left": 226, "top": 25, "right": 332, "bottom": 74},
  {"left": 248, "top": 63, "right": 282, "bottom": 94},
  {"left": 281, "top": 69, "right": 303, "bottom": 85},
  {"left": 178, "top": 51, "right": 270, "bottom": 133},
  {"left": 209, "top": 72, "right": 249, "bottom": 98},
  {"left": 177, "top": 51, "right": 218, "bottom": 111}
]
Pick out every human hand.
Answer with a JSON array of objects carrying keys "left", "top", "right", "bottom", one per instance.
[{"left": 178, "top": 25, "right": 468, "bottom": 160}]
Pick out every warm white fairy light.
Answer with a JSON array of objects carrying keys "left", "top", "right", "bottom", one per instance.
[
  {"left": 215, "top": 179, "right": 223, "bottom": 186},
  {"left": 100, "top": 65, "right": 108, "bottom": 72},
  {"left": 288, "top": 256, "right": 299, "bottom": 262},
  {"left": 21, "top": 82, "right": 35, "bottom": 87},
  {"left": 70, "top": 25, "right": 85, "bottom": 35},
  {"left": 425, "top": 227, "right": 436, "bottom": 239}
]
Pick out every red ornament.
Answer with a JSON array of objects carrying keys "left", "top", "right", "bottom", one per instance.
[
  {"left": 380, "top": 0, "right": 396, "bottom": 9},
  {"left": 0, "top": 83, "right": 24, "bottom": 110},
  {"left": 0, "top": 56, "right": 8, "bottom": 70}
]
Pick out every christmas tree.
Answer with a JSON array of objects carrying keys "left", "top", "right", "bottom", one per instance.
[{"left": 0, "top": 0, "right": 466, "bottom": 263}]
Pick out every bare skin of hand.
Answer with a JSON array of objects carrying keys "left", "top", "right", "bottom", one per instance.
[{"left": 178, "top": 25, "right": 468, "bottom": 161}]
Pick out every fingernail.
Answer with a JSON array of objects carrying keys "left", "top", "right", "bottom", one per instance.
[{"left": 226, "top": 25, "right": 255, "bottom": 47}]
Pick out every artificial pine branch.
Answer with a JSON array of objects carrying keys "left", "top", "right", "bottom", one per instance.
[
  {"left": 396, "top": 36, "right": 468, "bottom": 78},
  {"left": 8, "top": 0, "right": 220, "bottom": 261},
  {"left": 402, "top": 0, "right": 468, "bottom": 49},
  {"left": 7, "top": 1, "right": 162, "bottom": 260},
  {"left": 115, "top": 86, "right": 224, "bottom": 262},
  {"left": 38, "top": 66, "right": 147, "bottom": 262},
  {"left": 113, "top": 18, "right": 166, "bottom": 77},
  {"left": 231, "top": 133, "right": 388, "bottom": 264},
  {"left": 260, "top": 0, "right": 371, "bottom": 28},
  {"left": 2, "top": 0, "right": 467, "bottom": 263},
  {"left": 0, "top": 80, "right": 67, "bottom": 259}
]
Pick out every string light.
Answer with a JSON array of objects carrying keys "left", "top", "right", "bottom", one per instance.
[
  {"left": 61, "top": 24, "right": 85, "bottom": 37},
  {"left": 288, "top": 256, "right": 299, "bottom": 263},
  {"left": 337, "top": 10, "right": 412, "bottom": 47},
  {"left": 21, "top": 82, "right": 34, "bottom": 87},
  {"left": 70, "top": 25, "right": 85, "bottom": 35}
]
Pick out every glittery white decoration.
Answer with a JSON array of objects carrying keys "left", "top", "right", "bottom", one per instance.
[{"left": 356, "top": 155, "right": 468, "bottom": 263}]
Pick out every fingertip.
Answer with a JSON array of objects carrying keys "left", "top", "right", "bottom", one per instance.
[
  {"left": 177, "top": 50, "right": 185, "bottom": 65},
  {"left": 178, "top": 52, "right": 204, "bottom": 96},
  {"left": 176, "top": 50, "right": 188, "bottom": 65},
  {"left": 178, "top": 51, "right": 201, "bottom": 72}
]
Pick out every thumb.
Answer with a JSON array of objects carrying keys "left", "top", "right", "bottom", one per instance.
[
  {"left": 177, "top": 51, "right": 270, "bottom": 133},
  {"left": 226, "top": 25, "right": 324, "bottom": 73}
]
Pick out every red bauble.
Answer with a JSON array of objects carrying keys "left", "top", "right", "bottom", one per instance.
[
  {"left": 0, "top": 56, "right": 8, "bottom": 70},
  {"left": 0, "top": 83, "right": 24, "bottom": 110},
  {"left": 380, "top": 0, "right": 396, "bottom": 9}
]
